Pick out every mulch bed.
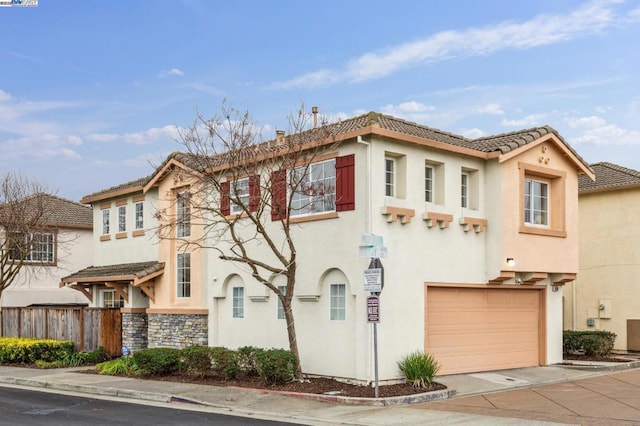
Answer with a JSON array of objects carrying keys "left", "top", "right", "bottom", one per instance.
[{"left": 563, "top": 354, "right": 633, "bottom": 363}]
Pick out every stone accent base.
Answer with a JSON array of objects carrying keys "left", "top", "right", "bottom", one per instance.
[
  {"left": 147, "top": 313, "right": 208, "bottom": 348},
  {"left": 122, "top": 312, "right": 148, "bottom": 351}
]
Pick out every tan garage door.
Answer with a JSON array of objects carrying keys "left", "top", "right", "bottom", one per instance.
[{"left": 426, "top": 286, "right": 542, "bottom": 375}]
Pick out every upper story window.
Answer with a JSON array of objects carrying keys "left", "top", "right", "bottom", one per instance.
[
  {"left": 461, "top": 172, "right": 469, "bottom": 208},
  {"left": 176, "top": 252, "right": 191, "bottom": 298},
  {"left": 230, "top": 177, "right": 250, "bottom": 215},
  {"left": 290, "top": 158, "right": 336, "bottom": 217},
  {"left": 102, "top": 209, "right": 110, "bottom": 235},
  {"left": 176, "top": 191, "right": 191, "bottom": 238},
  {"left": 385, "top": 158, "right": 396, "bottom": 197},
  {"left": 118, "top": 206, "right": 126, "bottom": 232},
  {"left": 233, "top": 286, "right": 245, "bottom": 318},
  {"left": 460, "top": 167, "right": 479, "bottom": 210},
  {"left": 330, "top": 283, "right": 346, "bottom": 321},
  {"left": 524, "top": 178, "right": 549, "bottom": 226},
  {"left": 135, "top": 202, "right": 144, "bottom": 230},
  {"left": 8, "top": 232, "right": 55, "bottom": 264},
  {"left": 425, "top": 165, "right": 434, "bottom": 202}
]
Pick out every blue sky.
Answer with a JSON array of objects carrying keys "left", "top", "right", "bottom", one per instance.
[{"left": 1, "top": 0, "right": 639, "bottom": 201}]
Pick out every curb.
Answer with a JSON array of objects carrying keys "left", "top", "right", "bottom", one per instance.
[{"left": 556, "top": 360, "right": 640, "bottom": 372}]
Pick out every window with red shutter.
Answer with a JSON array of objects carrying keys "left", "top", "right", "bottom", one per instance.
[
  {"left": 220, "top": 181, "right": 230, "bottom": 216},
  {"left": 271, "top": 170, "right": 287, "bottom": 221},
  {"left": 249, "top": 175, "right": 260, "bottom": 212},
  {"left": 336, "top": 154, "right": 355, "bottom": 211}
]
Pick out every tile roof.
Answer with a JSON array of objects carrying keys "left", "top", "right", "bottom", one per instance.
[
  {"left": 85, "top": 111, "right": 592, "bottom": 199},
  {"left": 81, "top": 176, "right": 147, "bottom": 203},
  {"left": 61, "top": 261, "right": 164, "bottom": 283},
  {"left": 0, "top": 193, "right": 92, "bottom": 229},
  {"left": 579, "top": 162, "right": 640, "bottom": 193}
]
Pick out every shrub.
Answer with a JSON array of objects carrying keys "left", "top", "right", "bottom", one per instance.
[
  {"left": 237, "top": 346, "right": 262, "bottom": 376},
  {"left": 133, "top": 347, "right": 181, "bottom": 375},
  {"left": 0, "top": 337, "right": 74, "bottom": 364},
  {"left": 210, "top": 347, "right": 239, "bottom": 379},
  {"left": 397, "top": 351, "right": 440, "bottom": 388},
  {"left": 96, "top": 357, "right": 140, "bottom": 376},
  {"left": 255, "top": 348, "right": 297, "bottom": 385},
  {"left": 563, "top": 330, "right": 617, "bottom": 356},
  {"left": 181, "top": 345, "right": 212, "bottom": 376},
  {"left": 84, "top": 347, "right": 110, "bottom": 364}
]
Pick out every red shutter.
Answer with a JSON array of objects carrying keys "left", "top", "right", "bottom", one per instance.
[
  {"left": 271, "top": 170, "right": 287, "bottom": 221},
  {"left": 336, "top": 154, "right": 355, "bottom": 211},
  {"left": 249, "top": 175, "right": 260, "bottom": 212},
  {"left": 220, "top": 181, "right": 230, "bottom": 216}
]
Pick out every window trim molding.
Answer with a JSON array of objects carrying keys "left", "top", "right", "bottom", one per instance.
[
  {"left": 176, "top": 252, "right": 191, "bottom": 299},
  {"left": 518, "top": 162, "right": 567, "bottom": 238}
]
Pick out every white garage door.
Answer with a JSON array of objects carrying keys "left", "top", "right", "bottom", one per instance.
[{"left": 426, "top": 286, "right": 542, "bottom": 375}]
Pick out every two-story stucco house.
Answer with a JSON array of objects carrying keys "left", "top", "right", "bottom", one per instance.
[
  {"left": 1, "top": 193, "right": 93, "bottom": 307},
  {"left": 564, "top": 162, "right": 640, "bottom": 351},
  {"left": 63, "top": 111, "right": 594, "bottom": 382}
]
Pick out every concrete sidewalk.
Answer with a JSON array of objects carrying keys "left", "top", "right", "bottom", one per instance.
[{"left": 0, "top": 361, "right": 638, "bottom": 425}]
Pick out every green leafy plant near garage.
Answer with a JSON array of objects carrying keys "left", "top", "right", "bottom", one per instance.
[
  {"left": 563, "top": 330, "right": 617, "bottom": 357},
  {"left": 397, "top": 351, "right": 440, "bottom": 388}
]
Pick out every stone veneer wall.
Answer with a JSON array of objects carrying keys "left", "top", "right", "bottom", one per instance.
[
  {"left": 121, "top": 312, "right": 148, "bottom": 351},
  {"left": 147, "top": 313, "right": 208, "bottom": 348}
]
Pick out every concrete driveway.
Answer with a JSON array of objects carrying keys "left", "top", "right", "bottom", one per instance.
[{"left": 411, "top": 369, "right": 640, "bottom": 425}]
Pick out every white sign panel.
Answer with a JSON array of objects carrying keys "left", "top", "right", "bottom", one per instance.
[
  {"left": 359, "top": 246, "right": 388, "bottom": 258},
  {"left": 364, "top": 268, "right": 383, "bottom": 292}
]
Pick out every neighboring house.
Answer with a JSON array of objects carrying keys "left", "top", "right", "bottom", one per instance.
[
  {"left": 564, "top": 162, "right": 640, "bottom": 351},
  {"left": 63, "top": 112, "right": 593, "bottom": 382},
  {"left": 1, "top": 194, "right": 93, "bottom": 307}
]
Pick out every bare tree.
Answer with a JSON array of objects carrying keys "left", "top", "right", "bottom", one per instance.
[
  {"left": 0, "top": 173, "right": 53, "bottom": 302},
  {"left": 155, "top": 102, "right": 338, "bottom": 377}
]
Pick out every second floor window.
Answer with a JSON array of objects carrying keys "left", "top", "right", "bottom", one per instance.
[
  {"left": 385, "top": 158, "right": 395, "bottom": 197},
  {"left": 8, "top": 232, "right": 55, "bottom": 264},
  {"left": 290, "top": 159, "right": 336, "bottom": 216},
  {"left": 461, "top": 172, "right": 469, "bottom": 208},
  {"left": 118, "top": 206, "right": 126, "bottom": 232},
  {"left": 176, "top": 191, "right": 191, "bottom": 237},
  {"left": 102, "top": 209, "right": 110, "bottom": 234},
  {"left": 524, "top": 178, "right": 549, "bottom": 226},
  {"left": 230, "top": 177, "right": 250, "bottom": 215},
  {"left": 135, "top": 202, "right": 144, "bottom": 229},
  {"left": 176, "top": 252, "right": 191, "bottom": 298},
  {"left": 425, "top": 165, "right": 434, "bottom": 202}
]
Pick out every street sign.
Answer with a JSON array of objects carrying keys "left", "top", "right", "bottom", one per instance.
[
  {"left": 359, "top": 233, "right": 388, "bottom": 258},
  {"left": 367, "top": 295, "right": 380, "bottom": 323},
  {"left": 363, "top": 268, "right": 383, "bottom": 292}
]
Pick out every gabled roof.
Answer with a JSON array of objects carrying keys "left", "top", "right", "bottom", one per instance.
[
  {"left": 81, "top": 176, "right": 147, "bottom": 204},
  {"left": 86, "top": 111, "right": 593, "bottom": 199},
  {"left": 0, "top": 193, "right": 92, "bottom": 229},
  {"left": 60, "top": 261, "right": 164, "bottom": 284},
  {"left": 579, "top": 162, "right": 640, "bottom": 193}
]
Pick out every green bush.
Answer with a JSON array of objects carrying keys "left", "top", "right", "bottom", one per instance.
[
  {"left": 255, "top": 348, "right": 297, "bottom": 385},
  {"left": 0, "top": 337, "right": 74, "bottom": 364},
  {"left": 84, "top": 347, "right": 110, "bottom": 364},
  {"left": 210, "top": 347, "right": 239, "bottom": 379},
  {"left": 96, "top": 357, "right": 140, "bottom": 376},
  {"left": 563, "top": 330, "right": 617, "bottom": 356},
  {"left": 181, "top": 345, "right": 212, "bottom": 376},
  {"left": 133, "top": 347, "right": 181, "bottom": 375},
  {"left": 237, "top": 346, "right": 263, "bottom": 377},
  {"left": 397, "top": 351, "right": 440, "bottom": 388}
]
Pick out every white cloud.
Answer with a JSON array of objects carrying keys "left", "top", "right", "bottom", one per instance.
[
  {"left": 0, "top": 90, "right": 10, "bottom": 102},
  {"left": 566, "top": 115, "right": 607, "bottom": 129},
  {"left": 460, "top": 128, "right": 486, "bottom": 139},
  {"left": 86, "top": 133, "right": 119, "bottom": 143},
  {"left": 122, "top": 125, "right": 181, "bottom": 145},
  {"left": 475, "top": 103, "right": 504, "bottom": 115},
  {"left": 272, "top": 0, "right": 619, "bottom": 89},
  {"left": 595, "top": 105, "right": 612, "bottom": 114},
  {"left": 158, "top": 68, "right": 185, "bottom": 78},
  {"left": 502, "top": 114, "right": 546, "bottom": 127},
  {"left": 380, "top": 101, "right": 438, "bottom": 123},
  {"left": 568, "top": 116, "right": 640, "bottom": 145},
  {"left": 184, "top": 83, "right": 224, "bottom": 96}
]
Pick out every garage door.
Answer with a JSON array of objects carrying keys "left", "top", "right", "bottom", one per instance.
[{"left": 426, "top": 286, "right": 542, "bottom": 375}]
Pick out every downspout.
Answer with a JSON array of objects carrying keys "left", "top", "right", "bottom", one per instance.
[{"left": 356, "top": 135, "right": 371, "bottom": 234}]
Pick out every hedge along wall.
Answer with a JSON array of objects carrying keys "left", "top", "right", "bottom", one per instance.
[{"left": 147, "top": 313, "right": 208, "bottom": 349}]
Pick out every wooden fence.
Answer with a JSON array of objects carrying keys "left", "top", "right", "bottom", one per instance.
[{"left": 0, "top": 307, "right": 122, "bottom": 356}]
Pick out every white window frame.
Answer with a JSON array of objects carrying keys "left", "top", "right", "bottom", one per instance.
[
  {"left": 102, "top": 290, "right": 124, "bottom": 308},
  {"left": 118, "top": 205, "right": 126, "bottom": 233},
  {"left": 330, "top": 283, "right": 346, "bottom": 321},
  {"left": 102, "top": 209, "right": 110, "bottom": 235},
  {"left": 135, "top": 202, "right": 144, "bottom": 230},
  {"left": 425, "top": 165, "right": 434, "bottom": 203},
  {"left": 524, "top": 178, "right": 549, "bottom": 226},
  {"left": 277, "top": 285, "right": 287, "bottom": 320},
  {"left": 8, "top": 232, "right": 55, "bottom": 263},
  {"left": 230, "top": 177, "right": 250, "bottom": 215},
  {"left": 176, "top": 191, "right": 191, "bottom": 238},
  {"left": 289, "top": 158, "right": 336, "bottom": 217},
  {"left": 461, "top": 172, "right": 469, "bottom": 208},
  {"left": 385, "top": 158, "right": 395, "bottom": 197},
  {"left": 233, "top": 287, "right": 244, "bottom": 318},
  {"left": 176, "top": 252, "right": 191, "bottom": 298}
]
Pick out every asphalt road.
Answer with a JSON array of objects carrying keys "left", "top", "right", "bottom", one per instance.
[{"left": 0, "top": 385, "right": 299, "bottom": 426}]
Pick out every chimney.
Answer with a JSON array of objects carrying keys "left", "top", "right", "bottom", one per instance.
[
  {"left": 275, "top": 130, "right": 285, "bottom": 145},
  {"left": 312, "top": 106, "right": 318, "bottom": 129}
]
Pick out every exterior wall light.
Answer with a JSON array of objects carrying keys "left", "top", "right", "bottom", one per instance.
[
  {"left": 552, "top": 285, "right": 560, "bottom": 292},
  {"left": 506, "top": 258, "right": 515, "bottom": 267}
]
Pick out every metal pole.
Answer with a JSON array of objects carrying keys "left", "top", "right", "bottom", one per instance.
[{"left": 373, "top": 321, "right": 379, "bottom": 398}]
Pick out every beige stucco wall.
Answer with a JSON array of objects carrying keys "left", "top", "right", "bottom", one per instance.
[
  {"left": 2, "top": 228, "right": 93, "bottom": 307},
  {"left": 564, "top": 187, "right": 640, "bottom": 350}
]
